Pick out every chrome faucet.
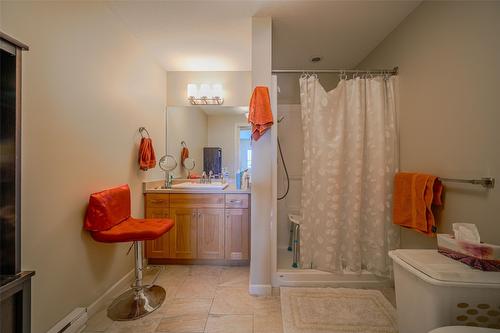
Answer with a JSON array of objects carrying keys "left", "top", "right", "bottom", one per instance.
[
  {"left": 208, "top": 170, "right": 213, "bottom": 184},
  {"left": 201, "top": 171, "right": 207, "bottom": 184}
]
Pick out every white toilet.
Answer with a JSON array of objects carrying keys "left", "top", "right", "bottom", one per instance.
[
  {"left": 429, "top": 326, "right": 500, "bottom": 333},
  {"left": 389, "top": 250, "right": 500, "bottom": 333}
]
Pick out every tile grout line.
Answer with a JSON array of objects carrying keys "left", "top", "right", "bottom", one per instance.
[{"left": 204, "top": 294, "right": 216, "bottom": 332}]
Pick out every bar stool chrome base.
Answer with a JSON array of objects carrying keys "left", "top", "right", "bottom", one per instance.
[
  {"left": 107, "top": 285, "right": 166, "bottom": 321},
  {"left": 107, "top": 241, "right": 166, "bottom": 321}
]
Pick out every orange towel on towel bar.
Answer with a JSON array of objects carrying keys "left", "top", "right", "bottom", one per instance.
[
  {"left": 138, "top": 137, "right": 156, "bottom": 171},
  {"left": 393, "top": 172, "right": 443, "bottom": 236},
  {"left": 248, "top": 86, "right": 273, "bottom": 141}
]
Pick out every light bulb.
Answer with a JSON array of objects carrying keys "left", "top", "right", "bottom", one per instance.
[
  {"left": 212, "top": 84, "right": 223, "bottom": 98},
  {"left": 199, "top": 84, "right": 211, "bottom": 98},
  {"left": 187, "top": 84, "right": 198, "bottom": 98}
]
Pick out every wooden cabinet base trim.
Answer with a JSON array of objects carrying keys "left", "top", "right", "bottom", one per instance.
[{"left": 148, "top": 258, "right": 249, "bottom": 266}]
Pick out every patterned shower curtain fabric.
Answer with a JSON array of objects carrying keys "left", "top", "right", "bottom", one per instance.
[{"left": 299, "top": 75, "right": 400, "bottom": 277}]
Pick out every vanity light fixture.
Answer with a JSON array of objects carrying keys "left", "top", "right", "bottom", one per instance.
[{"left": 187, "top": 83, "right": 224, "bottom": 105}]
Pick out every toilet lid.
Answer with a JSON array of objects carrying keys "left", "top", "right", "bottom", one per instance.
[
  {"left": 429, "top": 326, "right": 499, "bottom": 333},
  {"left": 389, "top": 250, "right": 500, "bottom": 286}
]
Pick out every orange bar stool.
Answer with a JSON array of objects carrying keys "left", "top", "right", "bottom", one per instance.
[{"left": 84, "top": 184, "right": 174, "bottom": 321}]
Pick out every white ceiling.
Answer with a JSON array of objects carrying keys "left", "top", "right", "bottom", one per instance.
[{"left": 107, "top": 1, "right": 421, "bottom": 71}]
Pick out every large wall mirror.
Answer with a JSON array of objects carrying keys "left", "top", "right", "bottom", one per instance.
[{"left": 166, "top": 105, "right": 251, "bottom": 180}]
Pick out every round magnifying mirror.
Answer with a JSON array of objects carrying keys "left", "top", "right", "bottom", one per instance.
[
  {"left": 183, "top": 157, "right": 195, "bottom": 171},
  {"left": 159, "top": 155, "right": 177, "bottom": 172},
  {"left": 159, "top": 155, "right": 177, "bottom": 188}
]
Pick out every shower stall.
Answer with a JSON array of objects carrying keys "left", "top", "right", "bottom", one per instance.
[{"left": 272, "top": 68, "right": 399, "bottom": 288}]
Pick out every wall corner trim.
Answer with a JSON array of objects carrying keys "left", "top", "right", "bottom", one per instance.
[{"left": 249, "top": 284, "right": 272, "bottom": 296}]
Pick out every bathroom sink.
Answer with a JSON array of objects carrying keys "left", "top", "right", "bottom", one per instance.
[{"left": 170, "top": 182, "right": 229, "bottom": 190}]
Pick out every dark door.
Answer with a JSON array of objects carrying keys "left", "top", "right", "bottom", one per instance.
[{"left": 0, "top": 47, "right": 18, "bottom": 276}]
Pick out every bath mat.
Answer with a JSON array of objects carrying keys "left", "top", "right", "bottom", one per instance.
[{"left": 280, "top": 287, "right": 398, "bottom": 333}]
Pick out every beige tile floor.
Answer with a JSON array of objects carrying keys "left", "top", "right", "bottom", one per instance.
[
  {"left": 83, "top": 264, "right": 397, "bottom": 333},
  {"left": 83, "top": 265, "right": 283, "bottom": 333}
]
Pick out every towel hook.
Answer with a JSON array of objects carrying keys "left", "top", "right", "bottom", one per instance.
[
  {"left": 139, "top": 127, "right": 150, "bottom": 139},
  {"left": 181, "top": 141, "right": 187, "bottom": 148}
]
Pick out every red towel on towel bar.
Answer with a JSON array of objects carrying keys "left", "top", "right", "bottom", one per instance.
[
  {"left": 138, "top": 137, "right": 156, "bottom": 171},
  {"left": 248, "top": 86, "right": 273, "bottom": 141}
]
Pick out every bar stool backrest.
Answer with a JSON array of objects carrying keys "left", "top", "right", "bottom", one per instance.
[{"left": 84, "top": 184, "right": 131, "bottom": 232}]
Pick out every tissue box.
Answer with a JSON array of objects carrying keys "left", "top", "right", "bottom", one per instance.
[{"left": 437, "top": 234, "right": 500, "bottom": 271}]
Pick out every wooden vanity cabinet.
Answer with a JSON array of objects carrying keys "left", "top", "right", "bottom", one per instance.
[
  {"left": 225, "top": 209, "right": 249, "bottom": 260},
  {"left": 197, "top": 208, "right": 225, "bottom": 259},
  {"left": 144, "top": 193, "right": 249, "bottom": 264},
  {"left": 144, "top": 195, "right": 170, "bottom": 258},
  {"left": 224, "top": 194, "right": 249, "bottom": 260},
  {"left": 168, "top": 207, "right": 198, "bottom": 258}
]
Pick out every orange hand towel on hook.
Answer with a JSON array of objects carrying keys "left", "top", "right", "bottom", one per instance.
[
  {"left": 138, "top": 137, "right": 156, "bottom": 171},
  {"left": 393, "top": 172, "right": 443, "bottom": 236},
  {"left": 248, "top": 86, "right": 273, "bottom": 141},
  {"left": 181, "top": 145, "right": 189, "bottom": 166}
]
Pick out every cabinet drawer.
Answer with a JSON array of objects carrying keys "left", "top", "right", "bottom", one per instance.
[
  {"left": 145, "top": 207, "right": 170, "bottom": 219},
  {"left": 170, "top": 194, "right": 224, "bottom": 208},
  {"left": 225, "top": 194, "right": 248, "bottom": 209},
  {"left": 145, "top": 194, "right": 169, "bottom": 208}
]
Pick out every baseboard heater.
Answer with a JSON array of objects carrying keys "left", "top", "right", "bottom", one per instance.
[{"left": 46, "top": 308, "right": 88, "bottom": 333}]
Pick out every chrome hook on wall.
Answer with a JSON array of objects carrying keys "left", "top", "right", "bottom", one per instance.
[{"left": 139, "top": 127, "right": 150, "bottom": 139}]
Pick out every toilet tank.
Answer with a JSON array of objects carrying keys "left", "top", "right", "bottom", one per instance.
[{"left": 389, "top": 250, "right": 500, "bottom": 333}]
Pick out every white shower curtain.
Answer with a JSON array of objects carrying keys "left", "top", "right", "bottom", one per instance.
[{"left": 299, "top": 75, "right": 400, "bottom": 276}]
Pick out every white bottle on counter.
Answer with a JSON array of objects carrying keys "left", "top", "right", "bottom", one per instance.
[{"left": 241, "top": 170, "right": 250, "bottom": 190}]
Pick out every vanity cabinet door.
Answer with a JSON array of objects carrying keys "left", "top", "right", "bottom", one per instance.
[
  {"left": 169, "top": 208, "right": 197, "bottom": 259},
  {"left": 197, "top": 208, "right": 225, "bottom": 259},
  {"left": 145, "top": 207, "right": 170, "bottom": 258},
  {"left": 225, "top": 209, "right": 249, "bottom": 260}
]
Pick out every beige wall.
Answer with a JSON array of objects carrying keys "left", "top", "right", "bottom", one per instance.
[
  {"left": 167, "top": 71, "right": 252, "bottom": 106},
  {"left": 167, "top": 107, "right": 207, "bottom": 177},
  {"left": 207, "top": 114, "right": 248, "bottom": 176},
  {"left": 250, "top": 17, "right": 273, "bottom": 294},
  {"left": 359, "top": 1, "right": 500, "bottom": 248},
  {"left": 0, "top": 2, "right": 166, "bottom": 332}
]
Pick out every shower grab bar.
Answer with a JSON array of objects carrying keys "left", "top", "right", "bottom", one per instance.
[{"left": 438, "top": 177, "right": 495, "bottom": 189}]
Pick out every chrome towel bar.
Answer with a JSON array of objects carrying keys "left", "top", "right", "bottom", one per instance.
[{"left": 438, "top": 177, "right": 495, "bottom": 189}]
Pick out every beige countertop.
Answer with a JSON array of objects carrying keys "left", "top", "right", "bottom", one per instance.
[{"left": 143, "top": 179, "right": 251, "bottom": 194}]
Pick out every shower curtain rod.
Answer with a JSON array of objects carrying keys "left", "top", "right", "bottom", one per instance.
[{"left": 272, "top": 66, "right": 399, "bottom": 75}]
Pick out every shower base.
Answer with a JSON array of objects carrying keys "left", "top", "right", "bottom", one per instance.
[{"left": 275, "top": 248, "right": 392, "bottom": 289}]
